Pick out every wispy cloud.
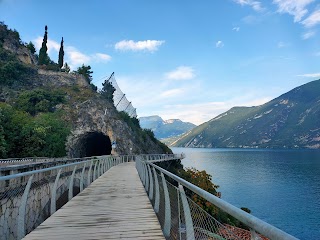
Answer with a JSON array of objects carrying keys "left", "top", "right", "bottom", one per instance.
[
  {"left": 115, "top": 40, "right": 165, "bottom": 52},
  {"left": 34, "top": 36, "right": 59, "bottom": 54},
  {"left": 272, "top": 0, "right": 314, "bottom": 22},
  {"left": 160, "top": 88, "right": 185, "bottom": 98},
  {"left": 302, "top": 30, "right": 316, "bottom": 39},
  {"left": 33, "top": 37, "right": 111, "bottom": 70},
  {"left": 277, "top": 41, "right": 288, "bottom": 48},
  {"left": 234, "top": 0, "right": 264, "bottom": 12},
  {"left": 297, "top": 72, "right": 320, "bottom": 78},
  {"left": 232, "top": 27, "right": 240, "bottom": 31},
  {"left": 302, "top": 9, "right": 320, "bottom": 27},
  {"left": 242, "top": 15, "right": 260, "bottom": 24},
  {"left": 165, "top": 66, "right": 195, "bottom": 80},
  {"left": 92, "top": 53, "right": 112, "bottom": 62},
  {"left": 216, "top": 40, "right": 224, "bottom": 48}
]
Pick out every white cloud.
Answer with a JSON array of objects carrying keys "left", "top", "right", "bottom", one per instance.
[
  {"left": 65, "top": 46, "right": 91, "bottom": 68},
  {"left": 34, "top": 36, "right": 59, "bottom": 54},
  {"left": 297, "top": 72, "right": 320, "bottom": 78},
  {"left": 272, "top": 0, "right": 314, "bottom": 22},
  {"left": 93, "top": 53, "right": 112, "bottom": 62},
  {"left": 234, "top": 0, "right": 264, "bottom": 11},
  {"left": 156, "top": 96, "right": 271, "bottom": 125},
  {"left": 216, "top": 41, "right": 224, "bottom": 48},
  {"left": 33, "top": 37, "right": 111, "bottom": 70},
  {"left": 277, "top": 41, "right": 288, "bottom": 48},
  {"left": 115, "top": 40, "right": 165, "bottom": 52},
  {"left": 160, "top": 88, "right": 185, "bottom": 98},
  {"left": 302, "top": 9, "right": 320, "bottom": 27},
  {"left": 302, "top": 30, "right": 316, "bottom": 39},
  {"left": 232, "top": 27, "right": 240, "bottom": 31},
  {"left": 165, "top": 66, "right": 195, "bottom": 80}
]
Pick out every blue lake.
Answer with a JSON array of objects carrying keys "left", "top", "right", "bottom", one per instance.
[{"left": 171, "top": 147, "right": 320, "bottom": 239}]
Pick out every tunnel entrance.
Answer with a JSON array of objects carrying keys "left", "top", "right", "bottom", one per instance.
[{"left": 79, "top": 132, "right": 112, "bottom": 157}]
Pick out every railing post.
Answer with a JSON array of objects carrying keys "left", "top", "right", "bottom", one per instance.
[
  {"left": 161, "top": 172, "right": 171, "bottom": 237},
  {"left": 145, "top": 162, "right": 149, "bottom": 191},
  {"left": 179, "top": 184, "right": 195, "bottom": 240},
  {"left": 17, "top": 175, "right": 33, "bottom": 239},
  {"left": 250, "top": 229, "right": 263, "bottom": 240},
  {"left": 80, "top": 163, "right": 86, "bottom": 191},
  {"left": 93, "top": 160, "right": 98, "bottom": 180},
  {"left": 51, "top": 168, "right": 62, "bottom": 215},
  {"left": 147, "top": 164, "right": 153, "bottom": 200},
  {"left": 141, "top": 160, "right": 145, "bottom": 184},
  {"left": 68, "top": 165, "right": 77, "bottom": 200},
  {"left": 152, "top": 167, "right": 160, "bottom": 213},
  {"left": 87, "top": 160, "right": 93, "bottom": 186}
]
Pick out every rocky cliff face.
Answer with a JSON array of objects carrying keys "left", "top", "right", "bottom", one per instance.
[
  {"left": 66, "top": 95, "right": 168, "bottom": 157},
  {"left": 3, "top": 39, "right": 37, "bottom": 65}
]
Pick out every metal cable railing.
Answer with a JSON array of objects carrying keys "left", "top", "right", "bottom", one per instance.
[
  {"left": 0, "top": 155, "right": 135, "bottom": 240},
  {"left": 103, "top": 72, "right": 137, "bottom": 118},
  {"left": 136, "top": 158, "right": 299, "bottom": 240},
  {"left": 0, "top": 154, "right": 183, "bottom": 240}
]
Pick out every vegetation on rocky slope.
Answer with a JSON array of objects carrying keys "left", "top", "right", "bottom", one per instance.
[
  {"left": 0, "top": 22, "right": 170, "bottom": 158},
  {"left": 174, "top": 80, "right": 320, "bottom": 149}
]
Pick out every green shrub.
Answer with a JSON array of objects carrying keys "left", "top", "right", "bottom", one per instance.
[{"left": 15, "top": 89, "right": 65, "bottom": 116}]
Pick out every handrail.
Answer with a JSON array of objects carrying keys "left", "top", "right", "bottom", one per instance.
[
  {"left": 0, "top": 159, "right": 94, "bottom": 181},
  {"left": 137, "top": 159, "right": 298, "bottom": 240}
]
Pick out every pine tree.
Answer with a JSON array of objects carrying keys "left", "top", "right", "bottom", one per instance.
[
  {"left": 58, "top": 37, "right": 64, "bottom": 68},
  {"left": 38, "top": 25, "right": 49, "bottom": 65}
]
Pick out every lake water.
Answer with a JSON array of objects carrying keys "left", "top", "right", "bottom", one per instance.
[{"left": 171, "top": 147, "right": 320, "bottom": 239}]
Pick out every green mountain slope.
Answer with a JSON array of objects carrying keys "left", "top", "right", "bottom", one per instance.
[
  {"left": 173, "top": 80, "right": 320, "bottom": 149},
  {"left": 139, "top": 115, "right": 196, "bottom": 139}
]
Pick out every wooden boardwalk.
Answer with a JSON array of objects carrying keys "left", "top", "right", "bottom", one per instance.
[{"left": 23, "top": 162, "right": 164, "bottom": 240}]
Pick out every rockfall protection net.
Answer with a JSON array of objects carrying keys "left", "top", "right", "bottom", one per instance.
[{"left": 104, "top": 72, "right": 137, "bottom": 118}]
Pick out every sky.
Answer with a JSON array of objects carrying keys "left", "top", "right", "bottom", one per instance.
[{"left": 1, "top": 0, "right": 320, "bottom": 125}]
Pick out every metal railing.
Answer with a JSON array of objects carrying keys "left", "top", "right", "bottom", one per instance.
[
  {"left": 0, "top": 155, "right": 134, "bottom": 240},
  {"left": 136, "top": 158, "right": 299, "bottom": 240}
]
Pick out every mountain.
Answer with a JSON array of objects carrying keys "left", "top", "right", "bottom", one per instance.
[
  {"left": 139, "top": 115, "right": 196, "bottom": 139},
  {"left": 173, "top": 80, "right": 320, "bottom": 149}
]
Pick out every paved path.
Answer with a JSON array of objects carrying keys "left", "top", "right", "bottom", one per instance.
[{"left": 23, "top": 162, "right": 164, "bottom": 240}]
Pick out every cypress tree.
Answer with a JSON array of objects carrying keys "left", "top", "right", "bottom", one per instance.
[
  {"left": 38, "top": 25, "right": 49, "bottom": 65},
  {"left": 58, "top": 37, "right": 64, "bottom": 68}
]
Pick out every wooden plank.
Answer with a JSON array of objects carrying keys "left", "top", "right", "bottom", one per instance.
[{"left": 23, "top": 162, "right": 164, "bottom": 240}]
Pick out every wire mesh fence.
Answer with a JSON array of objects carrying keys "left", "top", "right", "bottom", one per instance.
[{"left": 104, "top": 72, "right": 137, "bottom": 118}]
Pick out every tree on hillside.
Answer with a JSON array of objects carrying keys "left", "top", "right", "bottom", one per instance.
[
  {"left": 63, "top": 62, "right": 70, "bottom": 73},
  {"left": 76, "top": 64, "right": 97, "bottom": 91},
  {"left": 76, "top": 64, "right": 93, "bottom": 82},
  {"left": 26, "top": 41, "right": 36, "bottom": 54},
  {"left": 38, "top": 25, "right": 50, "bottom": 65},
  {"left": 58, "top": 37, "right": 64, "bottom": 68},
  {"left": 101, "top": 78, "right": 115, "bottom": 102}
]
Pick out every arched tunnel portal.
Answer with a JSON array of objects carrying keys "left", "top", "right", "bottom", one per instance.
[{"left": 75, "top": 132, "right": 112, "bottom": 158}]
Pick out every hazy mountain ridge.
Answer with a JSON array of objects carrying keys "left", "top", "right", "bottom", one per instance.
[
  {"left": 139, "top": 115, "right": 196, "bottom": 139},
  {"left": 173, "top": 80, "right": 320, "bottom": 149}
]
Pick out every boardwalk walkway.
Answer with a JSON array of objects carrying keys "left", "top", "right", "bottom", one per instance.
[{"left": 23, "top": 162, "right": 164, "bottom": 240}]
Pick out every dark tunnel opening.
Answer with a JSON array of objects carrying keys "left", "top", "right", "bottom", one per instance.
[{"left": 80, "top": 132, "right": 112, "bottom": 157}]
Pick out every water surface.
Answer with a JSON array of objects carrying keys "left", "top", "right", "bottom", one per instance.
[{"left": 172, "top": 147, "right": 320, "bottom": 239}]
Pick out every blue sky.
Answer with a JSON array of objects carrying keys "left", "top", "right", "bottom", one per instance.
[{"left": 1, "top": 0, "right": 320, "bottom": 124}]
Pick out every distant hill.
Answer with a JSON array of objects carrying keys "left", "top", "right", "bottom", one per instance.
[
  {"left": 139, "top": 115, "right": 196, "bottom": 139},
  {"left": 173, "top": 80, "right": 320, "bottom": 149}
]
